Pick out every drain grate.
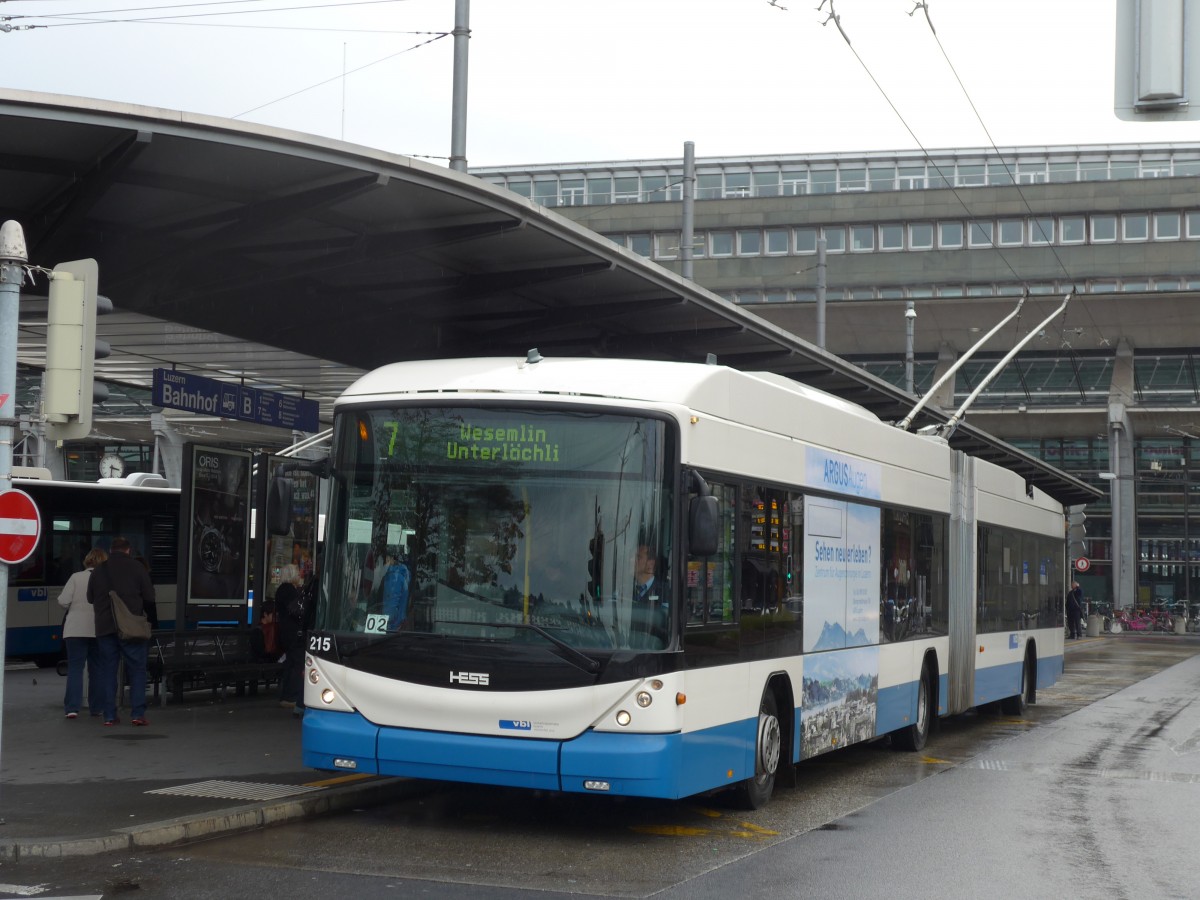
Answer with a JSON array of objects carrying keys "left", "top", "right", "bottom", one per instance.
[{"left": 147, "top": 779, "right": 326, "bottom": 801}]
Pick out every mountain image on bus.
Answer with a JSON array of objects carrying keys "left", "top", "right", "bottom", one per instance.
[{"left": 289, "top": 355, "right": 1066, "bottom": 808}]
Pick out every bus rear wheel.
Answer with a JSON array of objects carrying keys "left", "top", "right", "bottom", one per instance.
[
  {"left": 892, "top": 662, "right": 932, "bottom": 752},
  {"left": 733, "top": 689, "right": 781, "bottom": 810},
  {"left": 1001, "top": 650, "right": 1034, "bottom": 716}
]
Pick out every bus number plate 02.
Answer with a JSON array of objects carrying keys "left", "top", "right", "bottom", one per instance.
[{"left": 364, "top": 614, "right": 389, "bottom": 634}]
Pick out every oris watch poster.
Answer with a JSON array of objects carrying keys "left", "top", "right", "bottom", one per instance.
[{"left": 183, "top": 445, "right": 251, "bottom": 605}]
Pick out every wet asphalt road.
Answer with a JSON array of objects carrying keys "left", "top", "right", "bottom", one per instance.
[{"left": 1, "top": 633, "right": 1196, "bottom": 899}]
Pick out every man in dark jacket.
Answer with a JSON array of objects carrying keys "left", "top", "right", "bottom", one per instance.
[{"left": 88, "top": 536, "right": 158, "bottom": 726}]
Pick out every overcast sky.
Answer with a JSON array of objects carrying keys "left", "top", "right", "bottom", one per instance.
[{"left": 1, "top": 0, "right": 1197, "bottom": 167}]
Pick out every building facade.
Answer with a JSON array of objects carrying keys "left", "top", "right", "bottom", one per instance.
[{"left": 474, "top": 143, "right": 1200, "bottom": 617}]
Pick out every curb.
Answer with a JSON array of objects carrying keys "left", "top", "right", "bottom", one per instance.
[{"left": 0, "top": 776, "right": 423, "bottom": 860}]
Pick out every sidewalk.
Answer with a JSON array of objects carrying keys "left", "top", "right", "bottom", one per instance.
[{"left": 0, "top": 663, "right": 420, "bottom": 859}]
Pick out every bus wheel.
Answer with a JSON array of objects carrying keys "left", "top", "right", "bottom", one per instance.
[
  {"left": 892, "top": 663, "right": 932, "bottom": 752},
  {"left": 1001, "top": 650, "right": 1035, "bottom": 716},
  {"left": 733, "top": 689, "right": 781, "bottom": 810}
]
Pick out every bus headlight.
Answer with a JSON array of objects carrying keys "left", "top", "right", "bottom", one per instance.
[
  {"left": 321, "top": 688, "right": 337, "bottom": 705},
  {"left": 615, "top": 710, "right": 632, "bottom": 726},
  {"left": 636, "top": 691, "right": 652, "bottom": 708}
]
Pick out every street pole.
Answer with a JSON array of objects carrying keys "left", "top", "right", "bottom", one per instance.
[
  {"left": 904, "top": 301, "right": 915, "bottom": 393},
  {"left": 448, "top": 0, "right": 470, "bottom": 173},
  {"left": 815, "top": 237, "right": 827, "bottom": 350},
  {"left": 681, "top": 141, "right": 695, "bottom": 281},
  {"left": 0, "top": 221, "right": 27, "bottom": 815}
]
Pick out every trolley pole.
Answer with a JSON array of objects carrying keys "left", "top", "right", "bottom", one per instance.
[{"left": 0, "top": 220, "right": 28, "bottom": 810}]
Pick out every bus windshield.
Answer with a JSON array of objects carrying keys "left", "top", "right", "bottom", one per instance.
[{"left": 320, "top": 406, "right": 676, "bottom": 652}]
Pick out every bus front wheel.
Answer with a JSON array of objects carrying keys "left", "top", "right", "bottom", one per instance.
[{"left": 733, "top": 689, "right": 781, "bottom": 810}]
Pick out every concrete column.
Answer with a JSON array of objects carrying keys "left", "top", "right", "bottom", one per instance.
[
  {"left": 1108, "top": 338, "right": 1137, "bottom": 610},
  {"left": 150, "top": 413, "right": 185, "bottom": 488}
]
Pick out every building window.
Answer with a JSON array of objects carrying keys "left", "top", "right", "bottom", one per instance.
[
  {"left": 753, "top": 172, "right": 780, "bottom": 197},
  {"left": 880, "top": 224, "right": 904, "bottom": 250},
  {"left": 1029, "top": 217, "right": 1054, "bottom": 245},
  {"left": 710, "top": 232, "right": 734, "bottom": 256},
  {"left": 1154, "top": 212, "right": 1181, "bottom": 240},
  {"left": 641, "top": 175, "right": 667, "bottom": 202},
  {"left": 909, "top": 223, "right": 934, "bottom": 250},
  {"left": 654, "top": 232, "right": 681, "bottom": 260},
  {"left": 737, "top": 230, "right": 762, "bottom": 255},
  {"left": 998, "top": 219, "right": 1023, "bottom": 246},
  {"left": 1091, "top": 215, "right": 1117, "bottom": 243},
  {"left": 851, "top": 225, "right": 875, "bottom": 251},
  {"left": 794, "top": 227, "right": 818, "bottom": 254},
  {"left": 507, "top": 179, "right": 532, "bottom": 199},
  {"left": 1123, "top": 213, "right": 1149, "bottom": 241},
  {"left": 764, "top": 291, "right": 788, "bottom": 303},
  {"left": 823, "top": 227, "right": 846, "bottom": 252},
  {"left": 849, "top": 288, "right": 876, "bottom": 299},
  {"left": 899, "top": 166, "right": 926, "bottom": 189},
  {"left": 939, "top": 221, "right": 964, "bottom": 248},
  {"left": 587, "top": 177, "right": 612, "bottom": 205},
  {"left": 697, "top": 174, "right": 722, "bottom": 200},
  {"left": 724, "top": 173, "right": 751, "bottom": 198},
  {"left": 560, "top": 179, "right": 585, "bottom": 206},
  {"left": 737, "top": 290, "right": 763, "bottom": 304},
  {"left": 1017, "top": 162, "right": 1046, "bottom": 184},
  {"left": 840, "top": 168, "right": 867, "bottom": 191},
  {"left": 987, "top": 161, "right": 1015, "bottom": 186},
  {"left": 1048, "top": 161, "right": 1077, "bottom": 183},
  {"left": 810, "top": 170, "right": 837, "bottom": 194},
  {"left": 1110, "top": 160, "right": 1138, "bottom": 180},
  {"left": 1187, "top": 212, "right": 1200, "bottom": 238},
  {"left": 1060, "top": 216, "right": 1086, "bottom": 244},
  {"left": 613, "top": 177, "right": 640, "bottom": 203},
  {"left": 969, "top": 221, "right": 994, "bottom": 247},
  {"left": 765, "top": 229, "right": 790, "bottom": 254},
  {"left": 782, "top": 170, "right": 808, "bottom": 195},
  {"left": 628, "top": 234, "right": 651, "bottom": 257},
  {"left": 957, "top": 164, "right": 985, "bottom": 186},
  {"left": 1080, "top": 160, "right": 1109, "bottom": 181},
  {"left": 869, "top": 166, "right": 896, "bottom": 191}
]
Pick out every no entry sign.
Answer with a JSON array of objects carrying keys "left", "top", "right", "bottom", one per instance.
[{"left": 0, "top": 488, "right": 41, "bottom": 565}]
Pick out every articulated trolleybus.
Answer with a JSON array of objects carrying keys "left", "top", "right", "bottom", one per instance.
[{"left": 299, "top": 355, "right": 1064, "bottom": 808}]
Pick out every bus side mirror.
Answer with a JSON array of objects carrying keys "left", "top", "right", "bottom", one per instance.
[
  {"left": 267, "top": 476, "right": 293, "bottom": 536},
  {"left": 689, "top": 494, "right": 719, "bottom": 557}
]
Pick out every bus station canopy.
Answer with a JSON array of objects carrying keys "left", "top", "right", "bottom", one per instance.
[{"left": 0, "top": 90, "right": 1098, "bottom": 504}]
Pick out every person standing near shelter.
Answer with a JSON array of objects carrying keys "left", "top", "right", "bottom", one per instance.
[
  {"left": 1066, "top": 581, "right": 1084, "bottom": 639},
  {"left": 88, "top": 537, "right": 158, "bottom": 726},
  {"left": 277, "top": 564, "right": 310, "bottom": 716},
  {"left": 58, "top": 547, "right": 107, "bottom": 718}
]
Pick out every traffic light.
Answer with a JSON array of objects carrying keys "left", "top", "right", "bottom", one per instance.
[
  {"left": 1067, "top": 505, "right": 1088, "bottom": 555},
  {"left": 586, "top": 528, "right": 604, "bottom": 603},
  {"left": 44, "top": 258, "right": 111, "bottom": 441}
]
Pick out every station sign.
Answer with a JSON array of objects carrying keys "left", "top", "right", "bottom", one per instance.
[{"left": 153, "top": 369, "right": 319, "bottom": 433}]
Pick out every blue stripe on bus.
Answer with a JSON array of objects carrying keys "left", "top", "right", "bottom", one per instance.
[
  {"left": 974, "top": 652, "right": 1064, "bottom": 707},
  {"left": 303, "top": 708, "right": 759, "bottom": 799},
  {"left": 875, "top": 681, "right": 914, "bottom": 734},
  {"left": 5, "top": 627, "right": 60, "bottom": 656}
]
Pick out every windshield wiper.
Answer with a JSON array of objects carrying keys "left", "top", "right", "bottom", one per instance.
[{"left": 439, "top": 619, "right": 601, "bottom": 674}]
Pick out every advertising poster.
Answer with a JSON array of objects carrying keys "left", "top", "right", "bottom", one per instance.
[
  {"left": 186, "top": 446, "right": 251, "bottom": 604},
  {"left": 800, "top": 646, "right": 880, "bottom": 759},
  {"left": 803, "top": 497, "right": 881, "bottom": 653},
  {"left": 262, "top": 456, "right": 318, "bottom": 603}
]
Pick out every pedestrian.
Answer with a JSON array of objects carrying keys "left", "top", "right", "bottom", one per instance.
[
  {"left": 58, "top": 546, "right": 107, "bottom": 719},
  {"left": 277, "top": 564, "right": 312, "bottom": 717},
  {"left": 1066, "top": 581, "right": 1084, "bottom": 639},
  {"left": 88, "top": 536, "right": 158, "bottom": 726}
]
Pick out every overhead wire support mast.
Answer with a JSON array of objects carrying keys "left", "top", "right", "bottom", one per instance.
[{"left": 939, "top": 293, "right": 1073, "bottom": 441}]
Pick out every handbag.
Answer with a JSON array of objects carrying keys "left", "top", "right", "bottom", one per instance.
[{"left": 110, "top": 590, "right": 152, "bottom": 642}]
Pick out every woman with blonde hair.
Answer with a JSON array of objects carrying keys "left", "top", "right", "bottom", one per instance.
[{"left": 57, "top": 546, "right": 108, "bottom": 718}]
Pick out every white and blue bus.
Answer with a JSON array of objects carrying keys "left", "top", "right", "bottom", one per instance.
[
  {"left": 6, "top": 473, "right": 180, "bottom": 666},
  {"left": 299, "top": 356, "right": 1065, "bottom": 807}
]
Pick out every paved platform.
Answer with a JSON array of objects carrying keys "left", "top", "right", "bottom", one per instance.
[{"left": 0, "top": 663, "right": 420, "bottom": 859}]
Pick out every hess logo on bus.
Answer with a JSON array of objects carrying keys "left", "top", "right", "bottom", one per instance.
[{"left": 449, "top": 671, "right": 490, "bottom": 686}]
